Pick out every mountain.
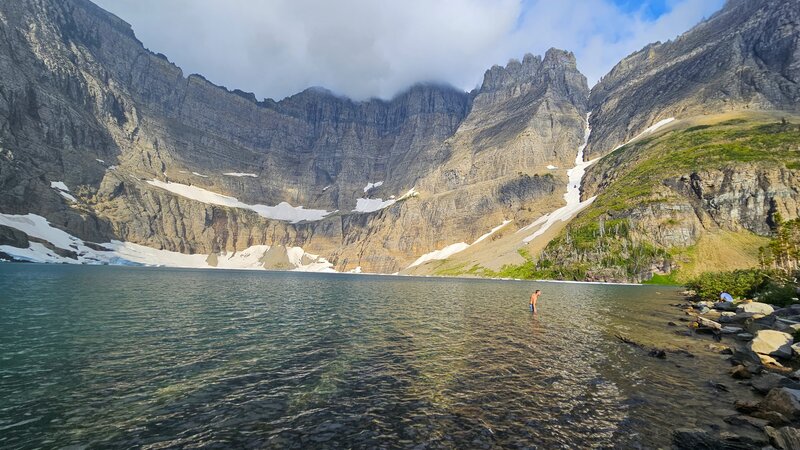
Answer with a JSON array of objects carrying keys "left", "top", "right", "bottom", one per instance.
[
  {"left": 587, "top": 0, "right": 800, "bottom": 160},
  {"left": 2, "top": 0, "right": 798, "bottom": 281},
  {"left": 0, "top": 0, "right": 587, "bottom": 272},
  {"left": 488, "top": 0, "right": 800, "bottom": 282}
]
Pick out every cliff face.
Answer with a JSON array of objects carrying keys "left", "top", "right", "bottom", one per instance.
[
  {"left": 586, "top": 0, "right": 800, "bottom": 160},
  {"left": 0, "top": 0, "right": 588, "bottom": 272},
  {"left": 532, "top": 113, "right": 800, "bottom": 282}
]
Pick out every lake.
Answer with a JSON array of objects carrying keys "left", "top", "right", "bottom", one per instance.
[{"left": 0, "top": 264, "right": 754, "bottom": 448}]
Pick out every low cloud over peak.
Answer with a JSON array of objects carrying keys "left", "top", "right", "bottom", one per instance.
[{"left": 93, "top": 0, "right": 724, "bottom": 101}]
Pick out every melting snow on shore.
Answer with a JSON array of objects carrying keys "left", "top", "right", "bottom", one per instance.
[
  {"left": 0, "top": 213, "right": 336, "bottom": 272},
  {"left": 146, "top": 180, "right": 332, "bottom": 223},
  {"left": 521, "top": 117, "right": 599, "bottom": 244},
  {"left": 408, "top": 219, "right": 512, "bottom": 268}
]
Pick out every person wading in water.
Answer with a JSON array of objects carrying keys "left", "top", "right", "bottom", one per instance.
[{"left": 530, "top": 290, "right": 541, "bottom": 313}]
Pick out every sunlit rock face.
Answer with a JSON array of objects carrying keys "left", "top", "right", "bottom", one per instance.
[
  {"left": 587, "top": 0, "right": 800, "bottom": 160},
  {"left": 0, "top": 0, "right": 588, "bottom": 272}
]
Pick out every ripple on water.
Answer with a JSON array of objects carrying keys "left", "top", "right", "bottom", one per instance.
[{"left": 0, "top": 264, "right": 756, "bottom": 448}]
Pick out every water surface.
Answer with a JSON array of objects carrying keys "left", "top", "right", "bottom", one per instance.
[{"left": 0, "top": 264, "right": 752, "bottom": 448}]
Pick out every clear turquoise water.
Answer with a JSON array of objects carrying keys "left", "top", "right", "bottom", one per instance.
[{"left": 0, "top": 264, "right": 751, "bottom": 448}]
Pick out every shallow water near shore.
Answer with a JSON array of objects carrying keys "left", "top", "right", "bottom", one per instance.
[{"left": 0, "top": 264, "right": 756, "bottom": 448}]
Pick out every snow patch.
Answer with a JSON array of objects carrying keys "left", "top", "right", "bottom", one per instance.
[
  {"left": 355, "top": 198, "right": 396, "bottom": 213},
  {"left": 95, "top": 159, "right": 105, "bottom": 164},
  {"left": 50, "top": 181, "right": 69, "bottom": 191},
  {"left": 613, "top": 117, "right": 676, "bottom": 151},
  {"left": 224, "top": 172, "right": 258, "bottom": 178},
  {"left": 363, "top": 181, "right": 384, "bottom": 193},
  {"left": 146, "top": 180, "right": 332, "bottom": 223},
  {"left": 0, "top": 212, "right": 337, "bottom": 272},
  {"left": 408, "top": 219, "right": 511, "bottom": 268},
  {"left": 192, "top": 172, "right": 209, "bottom": 178},
  {"left": 353, "top": 187, "right": 418, "bottom": 213},
  {"left": 546, "top": 165, "right": 557, "bottom": 170},
  {"left": 397, "top": 188, "right": 418, "bottom": 201},
  {"left": 473, "top": 220, "right": 512, "bottom": 245},
  {"left": 521, "top": 115, "right": 599, "bottom": 244},
  {"left": 409, "top": 243, "right": 470, "bottom": 268},
  {"left": 58, "top": 191, "right": 77, "bottom": 202},
  {"left": 50, "top": 181, "right": 76, "bottom": 202}
]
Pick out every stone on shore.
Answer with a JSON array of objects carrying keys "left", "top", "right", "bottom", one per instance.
[
  {"left": 765, "top": 426, "right": 800, "bottom": 450},
  {"left": 737, "top": 302, "right": 775, "bottom": 316},
  {"left": 749, "top": 330, "right": 793, "bottom": 359},
  {"left": 731, "top": 365, "right": 752, "bottom": 379},
  {"left": 715, "top": 301, "right": 738, "bottom": 311},
  {"left": 760, "top": 388, "right": 800, "bottom": 421},
  {"left": 671, "top": 428, "right": 767, "bottom": 449},
  {"left": 736, "top": 333, "right": 754, "bottom": 341},
  {"left": 751, "top": 373, "right": 800, "bottom": 395},
  {"left": 721, "top": 326, "right": 744, "bottom": 334},
  {"left": 724, "top": 414, "right": 769, "bottom": 430}
]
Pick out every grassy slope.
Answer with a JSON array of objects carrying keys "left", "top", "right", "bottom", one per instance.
[{"left": 492, "top": 113, "right": 800, "bottom": 282}]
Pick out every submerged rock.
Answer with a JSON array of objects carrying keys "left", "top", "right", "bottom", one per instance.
[{"left": 671, "top": 428, "right": 767, "bottom": 449}]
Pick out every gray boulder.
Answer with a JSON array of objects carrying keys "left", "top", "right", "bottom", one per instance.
[
  {"left": 738, "top": 302, "right": 775, "bottom": 316},
  {"left": 751, "top": 373, "right": 800, "bottom": 395},
  {"left": 761, "top": 388, "right": 800, "bottom": 421},
  {"left": 749, "top": 330, "right": 794, "bottom": 359}
]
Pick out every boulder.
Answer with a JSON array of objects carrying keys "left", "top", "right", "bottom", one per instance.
[
  {"left": 792, "top": 343, "right": 800, "bottom": 357},
  {"left": 721, "top": 326, "right": 744, "bottom": 334},
  {"left": 756, "top": 353, "right": 787, "bottom": 370},
  {"left": 760, "top": 388, "right": 800, "bottom": 420},
  {"left": 749, "top": 330, "right": 793, "bottom": 359},
  {"left": 790, "top": 369, "right": 800, "bottom": 381},
  {"left": 736, "top": 333, "right": 754, "bottom": 341},
  {"left": 730, "top": 365, "right": 752, "bottom": 379},
  {"left": 671, "top": 428, "right": 766, "bottom": 450},
  {"left": 738, "top": 302, "right": 775, "bottom": 316},
  {"left": 765, "top": 426, "right": 800, "bottom": 450},
  {"left": 715, "top": 301, "right": 738, "bottom": 311},
  {"left": 696, "top": 316, "right": 722, "bottom": 330},
  {"left": 723, "top": 415, "right": 769, "bottom": 430},
  {"left": 751, "top": 373, "right": 800, "bottom": 394}
]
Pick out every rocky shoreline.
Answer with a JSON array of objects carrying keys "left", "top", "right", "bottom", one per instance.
[{"left": 670, "top": 295, "right": 800, "bottom": 449}]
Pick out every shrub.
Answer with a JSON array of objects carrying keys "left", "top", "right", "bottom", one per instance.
[{"left": 686, "top": 269, "right": 767, "bottom": 301}]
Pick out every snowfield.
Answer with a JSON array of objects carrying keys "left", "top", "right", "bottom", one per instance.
[
  {"left": 408, "top": 219, "right": 512, "bottom": 268},
  {"left": 521, "top": 116, "right": 598, "bottom": 244},
  {"left": 0, "top": 213, "right": 336, "bottom": 272},
  {"left": 223, "top": 172, "right": 258, "bottom": 178},
  {"left": 146, "top": 180, "right": 332, "bottom": 223},
  {"left": 363, "top": 181, "right": 384, "bottom": 193}
]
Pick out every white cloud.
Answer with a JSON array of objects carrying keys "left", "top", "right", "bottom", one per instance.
[{"left": 91, "top": 0, "right": 724, "bottom": 101}]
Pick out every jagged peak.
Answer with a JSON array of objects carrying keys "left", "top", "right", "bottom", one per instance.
[{"left": 479, "top": 48, "right": 580, "bottom": 93}]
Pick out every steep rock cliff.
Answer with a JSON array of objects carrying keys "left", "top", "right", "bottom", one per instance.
[
  {"left": 0, "top": 0, "right": 588, "bottom": 272},
  {"left": 586, "top": 0, "right": 800, "bottom": 160}
]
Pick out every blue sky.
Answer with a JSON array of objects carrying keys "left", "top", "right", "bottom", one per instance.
[
  {"left": 612, "top": 0, "right": 670, "bottom": 19},
  {"left": 94, "top": 0, "right": 724, "bottom": 101}
]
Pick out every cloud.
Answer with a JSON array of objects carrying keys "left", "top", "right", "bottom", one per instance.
[{"left": 91, "top": 0, "right": 724, "bottom": 101}]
